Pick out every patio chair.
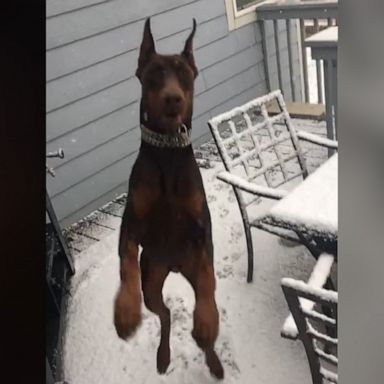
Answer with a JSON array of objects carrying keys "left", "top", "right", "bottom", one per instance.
[
  {"left": 207, "top": 89, "right": 338, "bottom": 282},
  {"left": 281, "top": 253, "right": 338, "bottom": 383}
]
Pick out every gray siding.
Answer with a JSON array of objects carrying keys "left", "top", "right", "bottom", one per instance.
[{"left": 46, "top": 0, "right": 301, "bottom": 227}]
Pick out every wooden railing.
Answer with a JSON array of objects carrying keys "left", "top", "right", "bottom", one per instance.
[{"left": 256, "top": 0, "right": 338, "bottom": 104}]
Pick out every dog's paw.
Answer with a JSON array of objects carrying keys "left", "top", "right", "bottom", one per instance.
[
  {"left": 192, "top": 301, "right": 219, "bottom": 348},
  {"left": 114, "top": 285, "right": 142, "bottom": 340},
  {"left": 206, "top": 350, "right": 224, "bottom": 380}
]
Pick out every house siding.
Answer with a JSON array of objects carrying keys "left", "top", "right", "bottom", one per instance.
[{"left": 46, "top": 0, "right": 301, "bottom": 227}]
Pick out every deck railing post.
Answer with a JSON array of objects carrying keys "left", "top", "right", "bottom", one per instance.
[
  {"left": 273, "top": 19, "right": 284, "bottom": 94},
  {"left": 286, "top": 19, "right": 296, "bottom": 101},
  {"left": 332, "top": 59, "right": 338, "bottom": 139},
  {"left": 299, "top": 18, "right": 309, "bottom": 103},
  {"left": 314, "top": 18, "right": 324, "bottom": 104},
  {"left": 259, "top": 19, "right": 271, "bottom": 92}
]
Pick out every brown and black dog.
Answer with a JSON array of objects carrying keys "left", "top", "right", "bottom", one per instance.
[{"left": 113, "top": 18, "right": 224, "bottom": 379}]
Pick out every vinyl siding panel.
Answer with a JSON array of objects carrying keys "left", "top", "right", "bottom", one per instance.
[
  {"left": 48, "top": 128, "right": 141, "bottom": 198},
  {"left": 46, "top": 0, "right": 196, "bottom": 48},
  {"left": 203, "top": 46, "right": 262, "bottom": 89},
  {"left": 156, "top": 14, "right": 227, "bottom": 54},
  {"left": 46, "top": 0, "right": 109, "bottom": 18},
  {"left": 46, "top": 22, "right": 143, "bottom": 81},
  {"left": 46, "top": 49, "right": 138, "bottom": 112},
  {"left": 46, "top": 102, "right": 138, "bottom": 170},
  {"left": 52, "top": 155, "right": 136, "bottom": 225},
  {"left": 194, "top": 66, "right": 261, "bottom": 118},
  {"left": 47, "top": 77, "right": 139, "bottom": 141}
]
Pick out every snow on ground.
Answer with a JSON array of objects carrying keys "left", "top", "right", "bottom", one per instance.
[{"left": 62, "top": 154, "right": 325, "bottom": 384}]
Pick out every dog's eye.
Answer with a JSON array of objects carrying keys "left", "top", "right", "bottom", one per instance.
[
  {"left": 179, "top": 66, "right": 189, "bottom": 75},
  {"left": 175, "top": 65, "right": 193, "bottom": 87},
  {"left": 154, "top": 65, "right": 166, "bottom": 76}
]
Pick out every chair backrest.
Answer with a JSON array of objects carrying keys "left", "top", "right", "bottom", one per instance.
[
  {"left": 208, "top": 90, "right": 308, "bottom": 190},
  {"left": 281, "top": 278, "right": 338, "bottom": 384}
]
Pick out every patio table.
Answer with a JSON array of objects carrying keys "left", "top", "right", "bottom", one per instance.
[
  {"left": 258, "top": 153, "right": 338, "bottom": 257},
  {"left": 261, "top": 154, "right": 339, "bottom": 349}
]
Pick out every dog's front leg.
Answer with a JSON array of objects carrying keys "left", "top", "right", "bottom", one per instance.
[{"left": 114, "top": 206, "right": 142, "bottom": 339}]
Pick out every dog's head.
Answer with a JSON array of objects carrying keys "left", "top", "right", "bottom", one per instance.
[{"left": 136, "top": 18, "right": 198, "bottom": 134}]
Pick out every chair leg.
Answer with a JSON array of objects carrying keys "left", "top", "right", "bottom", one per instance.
[
  {"left": 305, "top": 346, "right": 324, "bottom": 384},
  {"left": 324, "top": 277, "right": 337, "bottom": 340},
  {"left": 232, "top": 187, "right": 254, "bottom": 283},
  {"left": 244, "top": 223, "right": 254, "bottom": 283},
  {"left": 325, "top": 277, "right": 335, "bottom": 291},
  {"left": 283, "top": 287, "right": 323, "bottom": 384}
]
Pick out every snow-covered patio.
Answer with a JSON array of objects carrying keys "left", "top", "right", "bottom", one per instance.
[{"left": 61, "top": 118, "right": 331, "bottom": 384}]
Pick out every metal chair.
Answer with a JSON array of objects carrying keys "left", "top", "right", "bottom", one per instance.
[
  {"left": 281, "top": 253, "right": 338, "bottom": 383},
  {"left": 208, "top": 89, "right": 338, "bottom": 282}
]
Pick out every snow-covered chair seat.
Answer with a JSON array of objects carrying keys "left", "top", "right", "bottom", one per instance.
[
  {"left": 281, "top": 253, "right": 338, "bottom": 383},
  {"left": 208, "top": 89, "right": 338, "bottom": 282}
]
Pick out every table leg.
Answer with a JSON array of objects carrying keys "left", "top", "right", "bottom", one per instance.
[
  {"left": 332, "top": 59, "right": 338, "bottom": 140},
  {"left": 323, "top": 59, "right": 335, "bottom": 157}
]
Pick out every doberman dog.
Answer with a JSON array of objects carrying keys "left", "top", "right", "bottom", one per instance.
[{"left": 113, "top": 18, "right": 224, "bottom": 379}]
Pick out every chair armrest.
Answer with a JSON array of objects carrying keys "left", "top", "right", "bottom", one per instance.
[
  {"left": 217, "top": 171, "right": 288, "bottom": 200},
  {"left": 281, "top": 253, "right": 335, "bottom": 339},
  {"left": 297, "top": 130, "right": 338, "bottom": 149}
]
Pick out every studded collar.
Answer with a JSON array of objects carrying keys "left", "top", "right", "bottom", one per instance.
[{"left": 140, "top": 124, "right": 191, "bottom": 148}]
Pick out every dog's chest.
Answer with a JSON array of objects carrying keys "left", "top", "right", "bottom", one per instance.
[
  {"left": 144, "top": 173, "right": 206, "bottom": 248},
  {"left": 147, "top": 183, "right": 204, "bottom": 232}
]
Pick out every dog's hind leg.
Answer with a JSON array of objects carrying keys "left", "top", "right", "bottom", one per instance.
[
  {"left": 140, "top": 253, "right": 171, "bottom": 374},
  {"left": 181, "top": 249, "right": 224, "bottom": 379}
]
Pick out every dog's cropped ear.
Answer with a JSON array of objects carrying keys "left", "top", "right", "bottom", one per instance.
[
  {"left": 182, "top": 18, "right": 198, "bottom": 78},
  {"left": 136, "top": 18, "right": 156, "bottom": 80}
]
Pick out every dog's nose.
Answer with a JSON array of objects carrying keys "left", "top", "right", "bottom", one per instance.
[{"left": 164, "top": 93, "right": 182, "bottom": 107}]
